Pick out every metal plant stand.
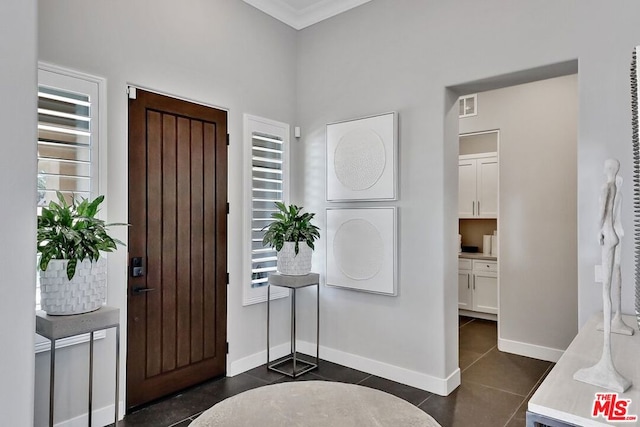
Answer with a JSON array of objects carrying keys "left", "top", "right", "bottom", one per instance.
[
  {"left": 267, "top": 273, "right": 320, "bottom": 378},
  {"left": 36, "top": 306, "right": 120, "bottom": 427}
]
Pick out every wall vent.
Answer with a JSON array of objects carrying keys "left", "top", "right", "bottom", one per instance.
[{"left": 459, "top": 94, "right": 478, "bottom": 118}]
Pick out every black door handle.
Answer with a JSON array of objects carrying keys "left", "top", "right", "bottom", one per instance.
[{"left": 132, "top": 286, "right": 155, "bottom": 295}]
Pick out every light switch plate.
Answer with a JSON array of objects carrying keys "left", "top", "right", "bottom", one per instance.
[{"left": 594, "top": 264, "right": 603, "bottom": 283}]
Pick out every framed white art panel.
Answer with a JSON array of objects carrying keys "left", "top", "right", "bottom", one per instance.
[
  {"left": 326, "top": 112, "right": 397, "bottom": 201},
  {"left": 326, "top": 207, "right": 397, "bottom": 296}
]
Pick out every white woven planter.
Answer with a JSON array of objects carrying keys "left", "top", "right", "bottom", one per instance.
[
  {"left": 39, "top": 258, "right": 107, "bottom": 315},
  {"left": 277, "top": 242, "right": 312, "bottom": 276}
]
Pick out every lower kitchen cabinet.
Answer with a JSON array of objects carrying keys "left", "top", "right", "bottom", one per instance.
[
  {"left": 458, "top": 259, "right": 473, "bottom": 310},
  {"left": 458, "top": 259, "right": 498, "bottom": 314}
]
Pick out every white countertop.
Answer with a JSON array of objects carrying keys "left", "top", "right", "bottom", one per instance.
[
  {"left": 458, "top": 252, "right": 497, "bottom": 261},
  {"left": 528, "top": 313, "right": 640, "bottom": 426}
]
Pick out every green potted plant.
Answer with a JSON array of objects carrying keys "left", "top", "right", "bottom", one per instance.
[
  {"left": 262, "top": 202, "right": 320, "bottom": 275},
  {"left": 37, "top": 192, "right": 125, "bottom": 315}
]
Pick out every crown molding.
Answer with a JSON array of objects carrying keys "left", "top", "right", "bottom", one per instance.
[{"left": 244, "top": 0, "right": 372, "bottom": 30}]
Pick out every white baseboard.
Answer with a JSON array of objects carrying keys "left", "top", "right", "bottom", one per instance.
[
  {"left": 227, "top": 340, "right": 458, "bottom": 396},
  {"left": 54, "top": 401, "right": 124, "bottom": 427},
  {"left": 227, "top": 342, "right": 291, "bottom": 377},
  {"left": 498, "top": 337, "right": 564, "bottom": 362},
  {"left": 296, "top": 341, "right": 460, "bottom": 396}
]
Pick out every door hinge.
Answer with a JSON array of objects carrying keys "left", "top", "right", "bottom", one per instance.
[
  {"left": 226, "top": 272, "right": 229, "bottom": 284},
  {"left": 226, "top": 202, "right": 229, "bottom": 214},
  {"left": 226, "top": 134, "right": 230, "bottom": 145},
  {"left": 226, "top": 342, "right": 229, "bottom": 354},
  {"left": 127, "top": 86, "right": 137, "bottom": 100}
]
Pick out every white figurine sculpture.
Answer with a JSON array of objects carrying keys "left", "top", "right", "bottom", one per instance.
[
  {"left": 597, "top": 175, "right": 634, "bottom": 335},
  {"left": 574, "top": 159, "right": 632, "bottom": 392}
]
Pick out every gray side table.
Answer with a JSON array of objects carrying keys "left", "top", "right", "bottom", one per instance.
[
  {"left": 36, "top": 306, "right": 120, "bottom": 427},
  {"left": 267, "top": 273, "right": 320, "bottom": 378}
]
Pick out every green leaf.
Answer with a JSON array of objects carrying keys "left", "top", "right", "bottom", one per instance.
[
  {"left": 40, "top": 253, "right": 53, "bottom": 272},
  {"left": 260, "top": 202, "right": 321, "bottom": 252},
  {"left": 66, "top": 259, "right": 77, "bottom": 281},
  {"left": 37, "top": 193, "right": 127, "bottom": 280}
]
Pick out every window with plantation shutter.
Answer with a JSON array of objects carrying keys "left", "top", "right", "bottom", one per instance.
[
  {"left": 243, "top": 115, "right": 290, "bottom": 305},
  {"left": 251, "top": 133, "right": 283, "bottom": 286},
  {"left": 34, "top": 66, "right": 103, "bottom": 332},
  {"left": 37, "top": 84, "right": 95, "bottom": 207}
]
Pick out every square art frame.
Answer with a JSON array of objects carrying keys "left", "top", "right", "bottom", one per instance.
[
  {"left": 326, "top": 112, "right": 397, "bottom": 201},
  {"left": 326, "top": 207, "right": 397, "bottom": 296}
]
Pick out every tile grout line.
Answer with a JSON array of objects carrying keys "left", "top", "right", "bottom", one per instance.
[
  {"left": 416, "top": 393, "right": 434, "bottom": 407},
  {"left": 501, "top": 362, "right": 555, "bottom": 427},
  {"left": 168, "top": 415, "right": 194, "bottom": 427},
  {"left": 243, "top": 370, "right": 282, "bottom": 384},
  {"left": 460, "top": 344, "right": 496, "bottom": 374},
  {"left": 356, "top": 374, "right": 373, "bottom": 385},
  {"left": 458, "top": 318, "right": 476, "bottom": 329},
  {"left": 463, "top": 377, "right": 529, "bottom": 399},
  {"left": 355, "top": 373, "right": 435, "bottom": 409}
]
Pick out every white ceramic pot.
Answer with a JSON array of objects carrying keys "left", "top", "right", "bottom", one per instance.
[
  {"left": 39, "top": 258, "right": 107, "bottom": 315},
  {"left": 277, "top": 242, "right": 312, "bottom": 275}
]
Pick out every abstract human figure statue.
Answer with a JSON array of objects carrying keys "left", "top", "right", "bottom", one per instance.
[
  {"left": 574, "top": 159, "right": 632, "bottom": 392},
  {"left": 610, "top": 176, "right": 634, "bottom": 335},
  {"left": 597, "top": 175, "right": 634, "bottom": 335}
]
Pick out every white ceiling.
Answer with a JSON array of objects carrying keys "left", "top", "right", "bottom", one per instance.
[{"left": 243, "top": 0, "right": 372, "bottom": 30}]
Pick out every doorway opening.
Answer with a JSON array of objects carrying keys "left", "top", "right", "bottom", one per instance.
[
  {"left": 447, "top": 61, "right": 579, "bottom": 372},
  {"left": 457, "top": 129, "right": 499, "bottom": 320}
]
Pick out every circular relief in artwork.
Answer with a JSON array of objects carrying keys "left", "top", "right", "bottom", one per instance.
[
  {"left": 334, "top": 128, "right": 386, "bottom": 191},
  {"left": 333, "top": 218, "right": 384, "bottom": 280}
]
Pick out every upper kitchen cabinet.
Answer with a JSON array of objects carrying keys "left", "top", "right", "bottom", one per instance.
[{"left": 458, "top": 152, "right": 498, "bottom": 218}]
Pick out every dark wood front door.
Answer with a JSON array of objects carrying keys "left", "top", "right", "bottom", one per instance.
[{"left": 127, "top": 89, "right": 227, "bottom": 409}]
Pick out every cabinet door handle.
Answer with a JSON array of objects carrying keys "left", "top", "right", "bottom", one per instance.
[
  {"left": 473, "top": 277, "right": 475, "bottom": 290},
  {"left": 468, "top": 276, "right": 470, "bottom": 289},
  {"left": 472, "top": 201, "right": 475, "bottom": 215},
  {"left": 478, "top": 201, "right": 480, "bottom": 215}
]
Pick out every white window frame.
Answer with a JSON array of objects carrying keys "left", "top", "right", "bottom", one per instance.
[
  {"left": 35, "top": 63, "right": 107, "bottom": 353},
  {"left": 242, "top": 114, "right": 290, "bottom": 306}
]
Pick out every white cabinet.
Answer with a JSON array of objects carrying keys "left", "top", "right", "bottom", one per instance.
[
  {"left": 458, "top": 160, "right": 476, "bottom": 217},
  {"left": 458, "top": 259, "right": 472, "bottom": 310},
  {"left": 458, "top": 153, "right": 498, "bottom": 218},
  {"left": 458, "top": 259, "right": 498, "bottom": 314}
]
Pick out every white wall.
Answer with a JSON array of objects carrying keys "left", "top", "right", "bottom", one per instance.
[
  {"left": 25, "top": 1, "right": 640, "bottom": 419},
  {"left": 295, "top": 0, "right": 640, "bottom": 391},
  {"left": 37, "top": 0, "right": 297, "bottom": 424},
  {"left": 576, "top": 1, "right": 640, "bottom": 326},
  {"left": 460, "top": 75, "right": 579, "bottom": 358},
  {"left": 0, "top": 0, "right": 37, "bottom": 424}
]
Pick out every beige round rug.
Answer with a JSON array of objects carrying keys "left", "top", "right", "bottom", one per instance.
[{"left": 190, "top": 380, "right": 441, "bottom": 427}]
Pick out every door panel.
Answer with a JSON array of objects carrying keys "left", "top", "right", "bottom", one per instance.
[
  {"left": 473, "top": 273, "right": 498, "bottom": 314},
  {"left": 477, "top": 157, "right": 498, "bottom": 217},
  {"left": 127, "top": 89, "right": 227, "bottom": 409},
  {"left": 458, "top": 271, "right": 472, "bottom": 310}
]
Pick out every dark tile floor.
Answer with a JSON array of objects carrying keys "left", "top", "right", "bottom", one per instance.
[{"left": 112, "top": 317, "right": 553, "bottom": 427}]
